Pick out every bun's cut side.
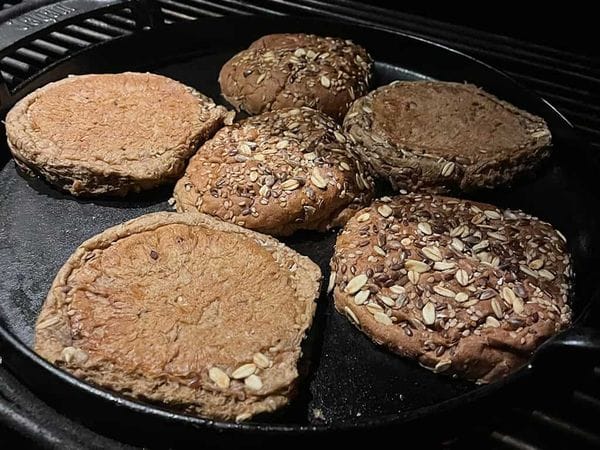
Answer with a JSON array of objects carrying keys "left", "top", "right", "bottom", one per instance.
[{"left": 35, "top": 212, "right": 321, "bottom": 421}]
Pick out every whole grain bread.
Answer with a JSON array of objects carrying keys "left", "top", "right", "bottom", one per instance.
[
  {"left": 6, "top": 72, "right": 231, "bottom": 197},
  {"left": 330, "top": 193, "right": 572, "bottom": 383},
  {"left": 173, "top": 107, "right": 374, "bottom": 236},
  {"left": 35, "top": 212, "right": 321, "bottom": 421},
  {"left": 219, "top": 33, "right": 373, "bottom": 121},
  {"left": 343, "top": 81, "right": 552, "bottom": 193}
]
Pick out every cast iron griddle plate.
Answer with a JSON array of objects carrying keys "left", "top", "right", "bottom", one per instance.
[{"left": 0, "top": 17, "right": 598, "bottom": 429}]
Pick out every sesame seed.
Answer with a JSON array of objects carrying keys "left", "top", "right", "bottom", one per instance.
[{"left": 327, "top": 272, "right": 336, "bottom": 294}]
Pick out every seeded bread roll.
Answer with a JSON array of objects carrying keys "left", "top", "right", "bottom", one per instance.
[
  {"left": 219, "top": 33, "right": 373, "bottom": 121},
  {"left": 173, "top": 107, "right": 374, "bottom": 236},
  {"left": 6, "top": 72, "right": 231, "bottom": 197},
  {"left": 343, "top": 81, "right": 552, "bottom": 193},
  {"left": 35, "top": 212, "right": 321, "bottom": 422},
  {"left": 330, "top": 194, "right": 572, "bottom": 383}
]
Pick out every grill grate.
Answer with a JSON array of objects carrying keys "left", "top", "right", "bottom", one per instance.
[{"left": 0, "top": 1, "right": 599, "bottom": 448}]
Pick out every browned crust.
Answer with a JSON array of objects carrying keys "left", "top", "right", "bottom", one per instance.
[
  {"left": 173, "top": 107, "right": 374, "bottom": 236},
  {"left": 34, "top": 212, "right": 322, "bottom": 421},
  {"left": 343, "top": 81, "right": 552, "bottom": 193},
  {"left": 330, "top": 194, "right": 572, "bottom": 383},
  {"left": 5, "top": 73, "right": 231, "bottom": 197},
  {"left": 219, "top": 33, "right": 373, "bottom": 121}
]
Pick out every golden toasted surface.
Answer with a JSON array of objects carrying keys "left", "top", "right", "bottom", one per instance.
[
  {"left": 219, "top": 33, "right": 373, "bottom": 121},
  {"left": 35, "top": 212, "right": 321, "bottom": 421},
  {"left": 331, "top": 194, "right": 572, "bottom": 383},
  {"left": 174, "top": 107, "right": 374, "bottom": 236},
  {"left": 6, "top": 73, "right": 229, "bottom": 196},
  {"left": 344, "top": 81, "right": 551, "bottom": 193}
]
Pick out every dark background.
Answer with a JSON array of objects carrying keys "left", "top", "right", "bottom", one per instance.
[{"left": 364, "top": 2, "right": 596, "bottom": 56}]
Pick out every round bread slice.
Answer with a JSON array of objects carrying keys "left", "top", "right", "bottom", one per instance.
[
  {"left": 34, "top": 212, "right": 321, "bottom": 422},
  {"left": 219, "top": 33, "right": 373, "bottom": 121},
  {"left": 173, "top": 107, "right": 374, "bottom": 236},
  {"left": 343, "top": 81, "right": 552, "bottom": 193},
  {"left": 6, "top": 72, "right": 231, "bottom": 197},
  {"left": 330, "top": 194, "right": 572, "bottom": 383}
]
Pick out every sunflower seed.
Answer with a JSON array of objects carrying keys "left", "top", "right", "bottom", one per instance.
[
  {"left": 455, "top": 269, "right": 470, "bottom": 286},
  {"left": 451, "top": 238, "right": 465, "bottom": 252},
  {"left": 374, "top": 311, "right": 393, "bottom": 325},
  {"left": 454, "top": 292, "right": 469, "bottom": 303},
  {"left": 408, "top": 270, "right": 420, "bottom": 284},
  {"left": 373, "top": 245, "right": 386, "bottom": 256},
  {"left": 276, "top": 139, "right": 289, "bottom": 149},
  {"left": 501, "top": 287, "right": 518, "bottom": 306},
  {"left": 422, "top": 303, "right": 436, "bottom": 325},
  {"left": 310, "top": 169, "right": 328, "bottom": 189},
  {"left": 340, "top": 161, "right": 351, "bottom": 171},
  {"left": 491, "top": 298, "right": 504, "bottom": 319},
  {"left": 512, "top": 296, "right": 525, "bottom": 314},
  {"left": 334, "top": 131, "right": 346, "bottom": 143},
  {"left": 208, "top": 367, "right": 230, "bottom": 389},
  {"left": 357, "top": 212, "right": 370, "bottom": 222},
  {"left": 344, "top": 306, "right": 359, "bottom": 324},
  {"left": 520, "top": 265, "right": 539, "bottom": 278},
  {"left": 441, "top": 162, "right": 455, "bottom": 177},
  {"left": 405, "top": 260, "right": 430, "bottom": 273},
  {"left": 529, "top": 258, "right": 544, "bottom": 270},
  {"left": 366, "top": 302, "right": 384, "bottom": 314},
  {"left": 472, "top": 240, "right": 490, "bottom": 253},
  {"left": 245, "top": 374, "right": 263, "bottom": 390},
  {"left": 418, "top": 222, "right": 432, "bottom": 235},
  {"left": 390, "top": 285, "right": 406, "bottom": 295},
  {"left": 483, "top": 210, "right": 502, "bottom": 220},
  {"left": 253, "top": 353, "right": 271, "bottom": 369},
  {"left": 538, "top": 269, "right": 555, "bottom": 281},
  {"left": 487, "top": 231, "right": 507, "bottom": 241},
  {"left": 294, "top": 48, "right": 306, "bottom": 57},
  {"left": 377, "top": 205, "right": 393, "bottom": 218},
  {"left": 434, "top": 360, "right": 452, "bottom": 373},
  {"left": 354, "top": 290, "right": 370, "bottom": 305},
  {"left": 327, "top": 272, "right": 336, "bottom": 294},
  {"left": 433, "top": 285, "right": 455, "bottom": 298},
  {"left": 345, "top": 274, "right": 368, "bottom": 294},
  {"left": 485, "top": 316, "right": 501, "bottom": 328},
  {"left": 320, "top": 75, "right": 331, "bottom": 88},
  {"left": 434, "top": 261, "right": 456, "bottom": 271},
  {"left": 304, "top": 152, "right": 317, "bottom": 160},
  {"left": 449, "top": 225, "right": 464, "bottom": 237},
  {"left": 378, "top": 295, "right": 395, "bottom": 307},
  {"left": 281, "top": 179, "right": 300, "bottom": 191},
  {"left": 422, "top": 246, "right": 443, "bottom": 262},
  {"left": 232, "top": 363, "right": 256, "bottom": 379},
  {"left": 256, "top": 73, "right": 266, "bottom": 84}
]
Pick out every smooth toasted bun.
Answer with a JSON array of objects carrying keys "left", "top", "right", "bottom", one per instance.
[
  {"left": 35, "top": 212, "right": 322, "bottom": 421},
  {"left": 6, "top": 72, "right": 231, "bottom": 196},
  {"left": 331, "top": 193, "right": 572, "bottom": 383}
]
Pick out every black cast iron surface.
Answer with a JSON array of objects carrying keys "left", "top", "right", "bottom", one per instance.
[{"left": 0, "top": 6, "right": 598, "bottom": 449}]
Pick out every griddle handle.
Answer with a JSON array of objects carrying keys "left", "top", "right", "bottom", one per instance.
[
  {"left": 0, "top": 0, "right": 163, "bottom": 105},
  {"left": 532, "top": 326, "right": 600, "bottom": 373}
]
